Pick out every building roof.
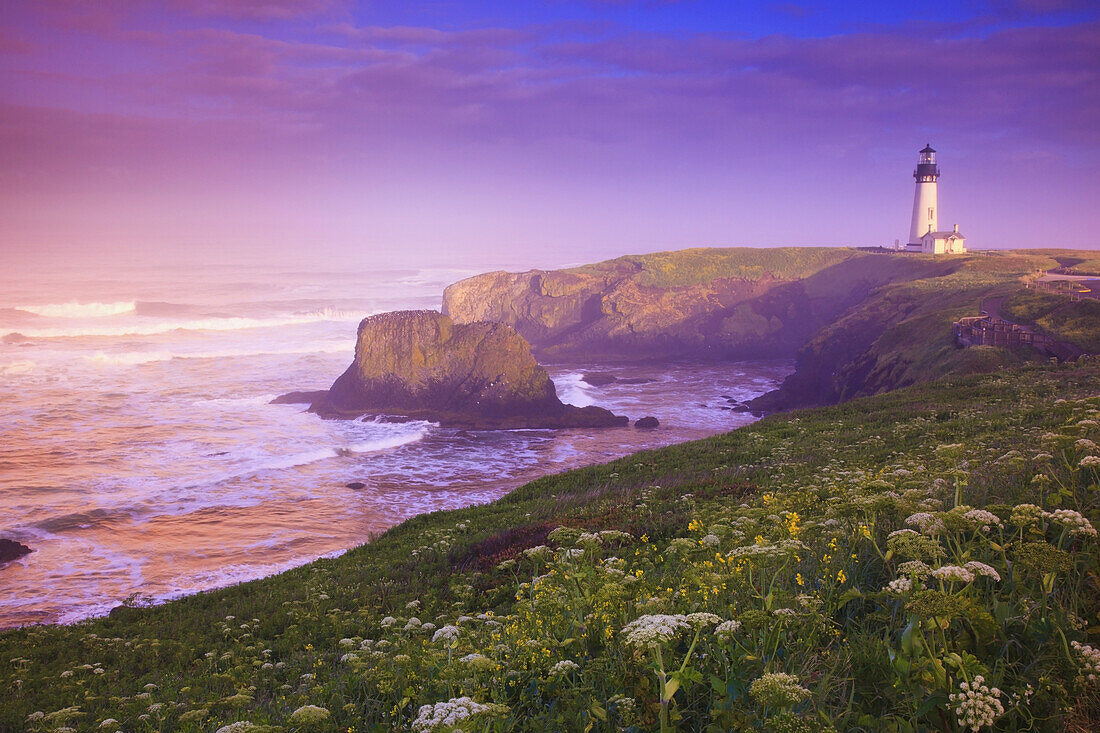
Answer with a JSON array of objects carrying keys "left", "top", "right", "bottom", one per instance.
[
  {"left": 921, "top": 144, "right": 936, "bottom": 153},
  {"left": 924, "top": 230, "right": 965, "bottom": 239}
]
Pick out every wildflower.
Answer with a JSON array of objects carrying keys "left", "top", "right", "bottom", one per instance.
[
  {"left": 380, "top": 616, "right": 397, "bottom": 627},
  {"left": 686, "top": 612, "right": 722, "bottom": 628},
  {"left": 59, "top": 670, "right": 73, "bottom": 678},
  {"left": 884, "top": 577, "right": 913, "bottom": 595},
  {"left": 964, "top": 561, "right": 1001, "bottom": 581},
  {"left": 949, "top": 675, "right": 1003, "bottom": 731},
  {"left": 1070, "top": 641, "right": 1100, "bottom": 682},
  {"left": 288, "top": 705, "right": 330, "bottom": 726},
  {"left": 962, "top": 509, "right": 1003, "bottom": 531},
  {"left": 715, "top": 620, "right": 742, "bottom": 639},
  {"left": 431, "top": 625, "right": 461, "bottom": 643},
  {"left": 214, "top": 724, "right": 262, "bottom": 733},
  {"left": 897, "top": 560, "right": 933, "bottom": 579},
  {"left": 905, "top": 512, "right": 945, "bottom": 534},
  {"left": 1080, "top": 455, "right": 1100, "bottom": 468},
  {"left": 749, "top": 672, "right": 812, "bottom": 708},
  {"left": 548, "top": 659, "right": 580, "bottom": 676},
  {"left": 1010, "top": 504, "right": 1044, "bottom": 527},
  {"left": 701, "top": 534, "right": 721, "bottom": 548},
  {"left": 620, "top": 614, "right": 690, "bottom": 648},
  {"left": 403, "top": 617, "right": 423, "bottom": 631},
  {"left": 97, "top": 721, "right": 119, "bottom": 730},
  {"left": 1044, "top": 509, "right": 1098, "bottom": 538},
  {"left": 1075, "top": 438, "right": 1098, "bottom": 453},
  {"left": 931, "top": 565, "right": 975, "bottom": 583},
  {"left": 412, "top": 697, "right": 503, "bottom": 733},
  {"left": 773, "top": 608, "right": 797, "bottom": 617},
  {"left": 405, "top": 599, "right": 421, "bottom": 610}
]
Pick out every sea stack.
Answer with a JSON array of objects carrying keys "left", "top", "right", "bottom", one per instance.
[{"left": 313, "top": 310, "right": 628, "bottom": 429}]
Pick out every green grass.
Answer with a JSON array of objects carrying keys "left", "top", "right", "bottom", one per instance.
[
  {"left": 1002, "top": 290, "right": 1100, "bottom": 353},
  {"left": 4, "top": 362, "right": 1100, "bottom": 732}
]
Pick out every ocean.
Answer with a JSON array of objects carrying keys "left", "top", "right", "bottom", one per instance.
[{"left": 0, "top": 262, "right": 791, "bottom": 628}]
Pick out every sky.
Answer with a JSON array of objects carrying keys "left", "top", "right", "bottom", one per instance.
[{"left": 1, "top": 0, "right": 1098, "bottom": 270}]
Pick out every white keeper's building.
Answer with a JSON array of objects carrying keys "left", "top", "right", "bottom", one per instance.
[{"left": 905, "top": 144, "right": 967, "bottom": 255}]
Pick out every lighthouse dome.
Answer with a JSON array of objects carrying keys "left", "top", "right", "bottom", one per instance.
[{"left": 920, "top": 144, "right": 936, "bottom": 153}]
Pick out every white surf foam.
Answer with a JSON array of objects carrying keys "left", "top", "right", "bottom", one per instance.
[
  {"left": 555, "top": 372, "right": 596, "bottom": 407},
  {"left": 242, "top": 425, "right": 432, "bottom": 475},
  {"left": 15, "top": 301, "right": 137, "bottom": 318},
  {"left": 5, "top": 312, "right": 363, "bottom": 340},
  {"left": 82, "top": 343, "right": 352, "bottom": 367}
]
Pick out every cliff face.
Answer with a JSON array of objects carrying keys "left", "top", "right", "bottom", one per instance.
[
  {"left": 316, "top": 310, "right": 627, "bottom": 428},
  {"left": 443, "top": 248, "right": 949, "bottom": 361},
  {"left": 442, "top": 247, "right": 1075, "bottom": 412}
]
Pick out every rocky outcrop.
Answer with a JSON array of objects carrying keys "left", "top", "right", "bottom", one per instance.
[
  {"left": 0, "top": 539, "right": 32, "bottom": 565},
  {"left": 312, "top": 311, "right": 627, "bottom": 429}
]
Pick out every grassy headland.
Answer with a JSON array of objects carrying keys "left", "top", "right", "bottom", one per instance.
[
  {"left": 4, "top": 361, "right": 1099, "bottom": 732},
  {"left": 443, "top": 247, "right": 1099, "bottom": 413}
]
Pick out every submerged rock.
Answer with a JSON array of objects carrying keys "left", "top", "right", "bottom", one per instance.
[
  {"left": 345, "top": 482, "right": 367, "bottom": 490},
  {"left": 0, "top": 539, "right": 32, "bottom": 564},
  {"left": 634, "top": 416, "right": 660, "bottom": 429},
  {"left": 313, "top": 310, "right": 627, "bottom": 429},
  {"left": 271, "top": 390, "right": 329, "bottom": 405}
]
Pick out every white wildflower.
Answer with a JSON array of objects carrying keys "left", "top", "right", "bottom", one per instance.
[
  {"left": 884, "top": 577, "right": 913, "bottom": 595},
  {"left": 949, "top": 675, "right": 1003, "bottom": 731},
  {"left": 964, "top": 561, "right": 1001, "bottom": 582},
  {"left": 548, "top": 659, "right": 580, "bottom": 676},
  {"left": 715, "top": 620, "right": 742, "bottom": 639},
  {"left": 432, "top": 625, "right": 461, "bottom": 644},
  {"left": 1044, "top": 509, "right": 1098, "bottom": 537},
  {"left": 288, "top": 704, "right": 330, "bottom": 726},
  {"left": 686, "top": 612, "right": 722, "bottom": 628},
  {"left": 905, "top": 512, "right": 945, "bottom": 534},
  {"left": 1075, "top": 438, "right": 1098, "bottom": 453},
  {"left": 380, "top": 616, "right": 397, "bottom": 628},
  {"left": 897, "top": 560, "right": 933, "bottom": 579},
  {"left": 962, "top": 509, "right": 1003, "bottom": 531},
  {"left": 931, "top": 565, "right": 975, "bottom": 583},
  {"left": 403, "top": 617, "right": 423, "bottom": 631},
  {"left": 1081, "top": 455, "right": 1100, "bottom": 468},
  {"left": 620, "top": 614, "right": 690, "bottom": 648},
  {"left": 412, "top": 697, "right": 491, "bottom": 733},
  {"left": 1071, "top": 641, "right": 1100, "bottom": 682}
]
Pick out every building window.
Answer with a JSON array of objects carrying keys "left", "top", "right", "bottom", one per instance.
[{"left": 928, "top": 207, "right": 934, "bottom": 221}]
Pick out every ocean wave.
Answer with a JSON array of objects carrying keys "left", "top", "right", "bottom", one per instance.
[
  {"left": 15, "top": 301, "right": 137, "bottom": 318},
  {"left": 81, "top": 343, "right": 351, "bottom": 367},
  {"left": 3, "top": 312, "right": 362, "bottom": 341},
  {"left": 555, "top": 372, "right": 596, "bottom": 407},
  {"left": 0, "top": 360, "right": 37, "bottom": 375},
  {"left": 250, "top": 428, "right": 431, "bottom": 473}
]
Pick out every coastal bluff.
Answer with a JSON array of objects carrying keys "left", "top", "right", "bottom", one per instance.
[
  {"left": 442, "top": 247, "right": 1098, "bottom": 412},
  {"left": 311, "top": 310, "right": 627, "bottom": 429}
]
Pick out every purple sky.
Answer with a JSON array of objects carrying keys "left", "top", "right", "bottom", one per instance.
[{"left": 2, "top": 1, "right": 1098, "bottom": 270}]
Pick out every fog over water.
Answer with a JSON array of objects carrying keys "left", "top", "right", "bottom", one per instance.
[{"left": 0, "top": 264, "right": 790, "bottom": 628}]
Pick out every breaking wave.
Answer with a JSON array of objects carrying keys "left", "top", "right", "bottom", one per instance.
[{"left": 16, "top": 301, "right": 137, "bottom": 318}]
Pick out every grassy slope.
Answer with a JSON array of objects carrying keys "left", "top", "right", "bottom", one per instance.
[
  {"left": 751, "top": 251, "right": 1092, "bottom": 411},
  {"left": 4, "top": 362, "right": 1100, "bottom": 732},
  {"left": 1002, "top": 290, "right": 1100, "bottom": 353}
]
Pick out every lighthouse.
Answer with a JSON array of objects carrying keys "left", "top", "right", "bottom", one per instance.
[
  {"left": 909, "top": 144, "right": 938, "bottom": 245},
  {"left": 905, "top": 144, "right": 966, "bottom": 254}
]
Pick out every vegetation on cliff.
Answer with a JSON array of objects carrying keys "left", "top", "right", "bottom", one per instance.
[
  {"left": 444, "top": 247, "right": 1099, "bottom": 413},
  {"left": 4, "top": 361, "right": 1099, "bottom": 732}
]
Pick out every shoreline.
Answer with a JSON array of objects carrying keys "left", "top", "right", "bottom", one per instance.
[{"left": 1, "top": 359, "right": 791, "bottom": 630}]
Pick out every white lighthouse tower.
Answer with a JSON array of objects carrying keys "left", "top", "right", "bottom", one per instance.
[
  {"left": 909, "top": 144, "right": 938, "bottom": 245},
  {"left": 905, "top": 144, "right": 966, "bottom": 254}
]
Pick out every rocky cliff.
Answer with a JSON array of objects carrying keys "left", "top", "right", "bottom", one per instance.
[
  {"left": 442, "top": 247, "right": 951, "bottom": 361},
  {"left": 442, "top": 247, "right": 1078, "bottom": 412},
  {"left": 313, "top": 310, "right": 627, "bottom": 429}
]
